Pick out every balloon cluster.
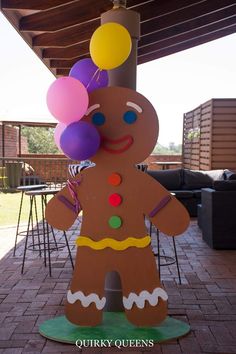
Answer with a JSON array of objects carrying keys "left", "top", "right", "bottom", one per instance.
[{"left": 47, "top": 22, "right": 132, "bottom": 161}]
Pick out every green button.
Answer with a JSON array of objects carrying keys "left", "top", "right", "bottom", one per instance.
[{"left": 108, "top": 216, "right": 122, "bottom": 229}]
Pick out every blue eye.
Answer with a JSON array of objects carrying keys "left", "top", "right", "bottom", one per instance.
[
  {"left": 123, "top": 111, "right": 137, "bottom": 124},
  {"left": 92, "top": 112, "right": 106, "bottom": 126}
]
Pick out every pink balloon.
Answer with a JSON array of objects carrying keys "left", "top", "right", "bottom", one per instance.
[
  {"left": 46, "top": 77, "right": 89, "bottom": 124},
  {"left": 54, "top": 122, "right": 66, "bottom": 150}
]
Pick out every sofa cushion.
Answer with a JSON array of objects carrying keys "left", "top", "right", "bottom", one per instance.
[
  {"left": 182, "top": 169, "right": 217, "bottom": 189},
  {"left": 147, "top": 169, "right": 182, "bottom": 190},
  {"left": 203, "top": 169, "right": 225, "bottom": 181},
  {"left": 171, "top": 190, "right": 194, "bottom": 199},
  {"left": 192, "top": 189, "right": 202, "bottom": 198},
  {"left": 213, "top": 180, "right": 236, "bottom": 191},
  {"left": 223, "top": 169, "right": 236, "bottom": 180}
]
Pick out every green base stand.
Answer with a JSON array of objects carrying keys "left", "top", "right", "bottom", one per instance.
[{"left": 39, "top": 313, "right": 190, "bottom": 344}]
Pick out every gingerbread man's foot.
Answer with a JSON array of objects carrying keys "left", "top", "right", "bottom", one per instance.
[
  {"left": 65, "top": 289, "right": 105, "bottom": 326},
  {"left": 123, "top": 287, "right": 168, "bottom": 327}
]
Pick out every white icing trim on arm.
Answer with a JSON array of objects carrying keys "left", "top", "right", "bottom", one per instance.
[
  {"left": 67, "top": 290, "right": 106, "bottom": 310},
  {"left": 85, "top": 104, "right": 100, "bottom": 116},
  {"left": 126, "top": 101, "right": 143, "bottom": 113},
  {"left": 123, "top": 287, "right": 168, "bottom": 310}
]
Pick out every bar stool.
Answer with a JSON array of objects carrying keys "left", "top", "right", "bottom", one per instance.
[
  {"left": 13, "top": 184, "right": 48, "bottom": 256},
  {"left": 21, "top": 188, "right": 74, "bottom": 276},
  {"left": 149, "top": 222, "right": 182, "bottom": 284}
]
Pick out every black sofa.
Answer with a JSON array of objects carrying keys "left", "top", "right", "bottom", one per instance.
[
  {"left": 197, "top": 181, "right": 236, "bottom": 249},
  {"left": 147, "top": 168, "right": 236, "bottom": 217}
]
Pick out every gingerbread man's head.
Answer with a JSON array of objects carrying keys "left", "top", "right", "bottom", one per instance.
[{"left": 82, "top": 86, "right": 159, "bottom": 165}]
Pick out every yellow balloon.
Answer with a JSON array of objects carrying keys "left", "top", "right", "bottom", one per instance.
[{"left": 90, "top": 22, "right": 132, "bottom": 70}]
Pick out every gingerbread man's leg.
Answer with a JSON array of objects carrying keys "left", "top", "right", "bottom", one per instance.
[
  {"left": 65, "top": 247, "right": 106, "bottom": 326},
  {"left": 118, "top": 247, "right": 168, "bottom": 326}
]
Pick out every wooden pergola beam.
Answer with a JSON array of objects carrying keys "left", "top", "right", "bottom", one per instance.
[
  {"left": 49, "top": 19, "right": 236, "bottom": 69},
  {"left": 41, "top": 4, "right": 236, "bottom": 60},
  {"left": 141, "top": 0, "right": 236, "bottom": 37},
  {"left": 1, "top": 0, "right": 76, "bottom": 11},
  {"left": 139, "top": 21, "right": 236, "bottom": 56},
  {"left": 43, "top": 42, "right": 89, "bottom": 59},
  {"left": 50, "top": 58, "right": 87, "bottom": 68},
  {"left": 33, "top": 20, "right": 99, "bottom": 48},
  {"left": 139, "top": 10, "right": 236, "bottom": 48},
  {"left": 19, "top": 0, "right": 113, "bottom": 32},
  {"left": 138, "top": 23, "right": 236, "bottom": 64},
  {"left": 34, "top": 3, "right": 236, "bottom": 52}
]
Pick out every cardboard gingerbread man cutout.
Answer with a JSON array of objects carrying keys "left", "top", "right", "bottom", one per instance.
[{"left": 46, "top": 86, "right": 189, "bottom": 327}]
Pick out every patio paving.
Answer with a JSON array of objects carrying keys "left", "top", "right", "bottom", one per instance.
[{"left": 0, "top": 219, "right": 236, "bottom": 354}]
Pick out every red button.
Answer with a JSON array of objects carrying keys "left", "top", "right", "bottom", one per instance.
[
  {"left": 109, "top": 193, "right": 122, "bottom": 207},
  {"left": 108, "top": 173, "right": 122, "bottom": 186}
]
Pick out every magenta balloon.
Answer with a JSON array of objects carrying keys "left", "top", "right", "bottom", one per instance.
[
  {"left": 54, "top": 122, "right": 66, "bottom": 150},
  {"left": 46, "top": 77, "right": 89, "bottom": 124},
  {"left": 60, "top": 121, "right": 101, "bottom": 161},
  {"left": 69, "top": 58, "right": 108, "bottom": 93}
]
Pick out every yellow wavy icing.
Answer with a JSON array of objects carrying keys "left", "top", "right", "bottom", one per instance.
[{"left": 75, "top": 235, "right": 151, "bottom": 250}]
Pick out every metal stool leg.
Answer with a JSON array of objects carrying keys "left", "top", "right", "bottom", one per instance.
[
  {"left": 50, "top": 226, "right": 58, "bottom": 250},
  {"left": 41, "top": 195, "right": 47, "bottom": 267},
  {"left": 13, "top": 191, "right": 24, "bottom": 256},
  {"left": 156, "top": 228, "right": 161, "bottom": 279},
  {"left": 21, "top": 196, "right": 34, "bottom": 274},
  {"left": 43, "top": 195, "right": 58, "bottom": 250},
  {"left": 172, "top": 237, "right": 181, "bottom": 284},
  {"left": 30, "top": 196, "right": 36, "bottom": 250},
  {"left": 42, "top": 194, "right": 52, "bottom": 276},
  {"left": 46, "top": 220, "right": 52, "bottom": 277},
  {"left": 33, "top": 194, "right": 42, "bottom": 257},
  {"left": 63, "top": 231, "right": 74, "bottom": 269}
]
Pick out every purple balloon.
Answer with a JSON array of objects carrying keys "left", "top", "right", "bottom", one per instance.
[
  {"left": 60, "top": 121, "right": 101, "bottom": 161},
  {"left": 69, "top": 58, "right": 109, "bottom": 93}
]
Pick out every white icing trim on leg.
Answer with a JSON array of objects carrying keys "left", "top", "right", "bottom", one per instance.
[
  {"left": 67, "top": 290, "right": 106, "bottom": 310},
  {"left": 123, "top": 287, "right": 168, "bottom": 310}
]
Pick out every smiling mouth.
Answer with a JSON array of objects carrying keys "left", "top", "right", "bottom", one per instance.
[{"left": 101, "top": 135, "right": 133, "bottom": 154}]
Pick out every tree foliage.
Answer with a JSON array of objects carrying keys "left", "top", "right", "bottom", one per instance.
[
  {"left": 153, "top": 142, "right": 182, "bottom": 155},
  {"left": 21, "top": 127, "right": 60, "bottom": 154}
]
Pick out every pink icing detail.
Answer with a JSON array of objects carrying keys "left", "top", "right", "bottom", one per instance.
[{"left": 67, "top": 177, "right": 82, "bottom": 214}]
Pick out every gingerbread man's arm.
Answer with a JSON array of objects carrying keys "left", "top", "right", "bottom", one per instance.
[
  {"left": 143, "top": 174, "right": 190, "bottom": 236},
  {"left": 45, "top": 177, "right": 82, "bottom": 231}
]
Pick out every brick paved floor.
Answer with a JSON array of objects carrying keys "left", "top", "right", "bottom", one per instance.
[{"left": 0, "top": 219, "right": 236, "bottom": 354}]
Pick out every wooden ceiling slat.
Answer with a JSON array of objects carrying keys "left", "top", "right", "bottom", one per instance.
[
  {"left": 1, "top": 0, "right": 77, "bottom": 11},
  {"left": 49, "top": 17, "right": 236, "bottom": 69},
  {"left": 40, "top": 1, "right": 236, "bottom": 60},
  {"left": 1, "top": 0, "right": 236, "bottom": 75},
  {"left": 56, "top": 68, "right": 71, "bottom": 76},
  {"left": 33, "top": 0, "right": 236, "bottom": 51},
  {"left": 138, "top": 20, "right": 236, "bottom": 55},
  {"left": 33, "top": 20, "right": 99, "bottom": 48},
  {"left": 51, "top": 58, "right": 82, "bottom": 68},
  {"left": 19, "top": 0, "right": 113, "bottom": 32},
  {"left": 138, "top": 24, "right": 236, "bottom": 64},
  {"left": 141, "top": 0, "right": 236, "bottom": 37},
  {"left": 134, "top": 0, "right": 205, "bottom": 23},
  {"left": 32, "top": 0, "right": 203, "bottom": 48},
  {"left": 18, "top": 0, "right": 207, "bottom": 33},
  {"left": 43, "top": 42, "right": 89, "bottom": 59},
  {"left": 139, "top": 7, "right": 236, "bottom": 48}
]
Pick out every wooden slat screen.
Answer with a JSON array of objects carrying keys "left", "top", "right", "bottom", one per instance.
[{"left": 183, "top": 98, "right": 236, "bottom": 171}]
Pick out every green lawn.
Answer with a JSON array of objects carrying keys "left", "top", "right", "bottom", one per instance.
[{"left": 0, "top": 192, "right": 46, "bottom": 227}]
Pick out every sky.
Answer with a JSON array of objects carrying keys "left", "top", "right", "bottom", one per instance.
[{"left": 0, "top": 12, "right": 236, "bottom": 145}]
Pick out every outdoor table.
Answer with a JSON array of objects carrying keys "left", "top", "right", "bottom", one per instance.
[
  {"left": 13, "top": 184, "right": 48, "bottom": 256},
  {"left": 151, "top": 161, "right": 182, "bottom": 170},
  {"left": 20, "top": 188, "right": 74, "bottom": 276}
]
